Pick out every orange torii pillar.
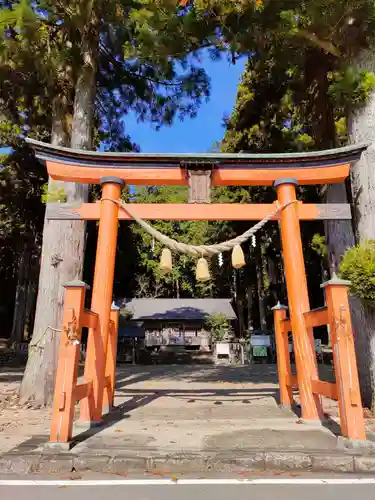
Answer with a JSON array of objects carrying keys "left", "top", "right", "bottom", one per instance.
[
  {"left": 274, "top": 178, "right": 323, "bottom": 421},
  {"left": 80, "top": 177, "right": 123, "bottom": 425},
  {"left": 323, "top": 277, "right": 366, "bottom": 440},
  {"left": 103, "top": 303, "right": 120, "bottom": 412},
  {"left": 272, "top": 302, "right": 293, "bottom": 408}
]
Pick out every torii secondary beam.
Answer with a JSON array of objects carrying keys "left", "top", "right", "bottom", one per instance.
[{"left": 46, "top": 202, "right": 352, "bottom": 221}]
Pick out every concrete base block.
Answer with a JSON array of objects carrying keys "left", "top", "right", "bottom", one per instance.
[
  {"left": 354, "top": 456, "right": 375, "bottom": 472},
  {"left": 312, "top": 454, "right": 354, "bottom": 473},
  {"left": 44, "top": 442, "right": 73, "bottom": 452},
  {"left": 0, "top": 454, "right": 42, "bottom": 474},
  {"left": 102, "top": 406, "right": 114, "bottom": 415},
  {"left": 278, "top": 404, "right": 292, "bottom": 410},
  {"left": 299, "top": 418, "right": 328, "bottom": 427},
  {"left": 337, "top": 436, "right": 375, "bottom": 451},
  {"left": 39, "top": 455, "right": 74, "bottom": 474},
  {"left": 265, "top": 452, "right": 312, "bottom": 471},
  {"left": 109, "top": 456, "right": 150, "bottom": 475},
  {"left": 73, "top": 455, "right": 112, "bottom": 473},
  {"left": 75, "top": 420, "right": 103, "bottom": 429}
]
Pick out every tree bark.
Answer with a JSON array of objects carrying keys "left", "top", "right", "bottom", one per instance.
[
  {"left": 10, "top": 247, "right": 32, "bottom": 346},
  {"left": 20, "top": 22, "right": 98, "bottom": 404},
  {"left": 247, "top": 284, "right": 253, "bottom": 331},
  {"left": 324, "top": 183, "right": 355, "bottom": 275},
  {"left": 345, "top": 49, "right": 375, "bottom": 410},
  {"left": 20, "top": 96, "right": 82, "bottom": 405},
  {"left": 25, "top": 281, "right": 38, "bottom": 341},
  {"left": 323, "top": 182, "right": 374, "bottom": 406},
  {"left": 255, "top": 245, "right": 267, "bottom": 330},
  {"left": 236, "top": 297, "right": 245, "bottom": 338},
  {"left": 321, "top": 48, "right": 375, "bottom": 410}
]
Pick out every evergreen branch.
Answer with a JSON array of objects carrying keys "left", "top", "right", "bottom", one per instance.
[{"left": 296, "top": 30, "right": 341, "bottom": 57}]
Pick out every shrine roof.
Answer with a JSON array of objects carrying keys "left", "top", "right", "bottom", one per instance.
[
  {"left": 26, "top": 138, "right": 368, "bottom": 170},
  {"left": 118, "top": 298, "right": 236, "bottom": 321}
]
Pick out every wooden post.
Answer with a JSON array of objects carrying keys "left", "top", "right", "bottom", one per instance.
[
  {"left": 80, "top": 177, "right": 123, "bottom": 424},
  {"left": 103, "top": 302, "right": 120, "bottom": 412},
  {"left": 274, "top": 178, "right": 323, "bottom": 421},
  {"left": 272, "top": 302, "right": 293, "bottom": 407},
  {"left": 322, "top": 277, "right": 366, "bottom": 440},
  {"left": 49, "top": 281, "right": 87, "bottom": 446}
]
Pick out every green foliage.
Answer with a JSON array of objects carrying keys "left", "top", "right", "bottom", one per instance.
[
  {"left": 41, "top": 182, "right": 67, "bottom": 204},
  {"left": 329, "top": 68, "right": 375, "bottom": 112},
  {"left": 311, "top": 234, "right": 327, "bottom": 258},
  {"left": 2, "top": 0, "right": 375, "bottom": 338},
  {"left": 217, "top": 0, "right": 375, "bottom": 320},
  {"left": 0, "top": 0, "right": 213, "bottom": 154},
  {"left": 122, "top": 308, "right": 134, "bottom": 320},
  {"left": 205, "top": 312, "right": 230, "bottom": 343},
  {"left": 130, "top": 186, "right": 214, "bottom": 298},
  {"left": 0, "top": 143, "right": 46, "bottom": 333},
  {"left": 340, "top": 241, "right": 375, "bottom": 308}
]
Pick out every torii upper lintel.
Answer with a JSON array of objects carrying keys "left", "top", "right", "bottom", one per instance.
[{"left": 26, "top": 138, "right": 368, "bottom": 186}]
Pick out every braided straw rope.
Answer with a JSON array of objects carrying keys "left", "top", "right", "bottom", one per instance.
[{"left": 108, "top": 199, "right": 297, "bottom": 257}]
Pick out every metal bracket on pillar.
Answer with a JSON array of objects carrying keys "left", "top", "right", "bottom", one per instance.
[
  {"left": 272, "top": 301, "right": 288, "bottom": 311},
  {"left": 62, "top": 280, "right": 90, "bottom": 289},
  {"left": 321, "top": 273, "right": 351, "bottom": 289},
  {"left": 100, "top": 177, "right": 125, "bottom": 186},
  {"left": 273, "top": 178, "right": 298, "bottom": 188}
]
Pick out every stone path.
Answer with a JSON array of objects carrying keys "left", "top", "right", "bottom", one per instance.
[
  {"left": 2, "top": 364, "right": 375, "bottom": 474},
  {"left": 0, "top": 363, "right": 368, "bottom": 456}
]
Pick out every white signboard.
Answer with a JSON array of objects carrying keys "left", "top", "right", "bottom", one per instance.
[
  {"left": 215, "top": 342, "right": 230, "bottom": 355},
  {"left": 250, "top": 335, "right": 271, "bottom": 347}
]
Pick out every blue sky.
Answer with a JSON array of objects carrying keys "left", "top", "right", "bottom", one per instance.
[
  {"left": 1, "top": 56, "right": 245, "bottom": 156},
  {"left": 123, "top": 57, "right": 245, "bottom": 153}
]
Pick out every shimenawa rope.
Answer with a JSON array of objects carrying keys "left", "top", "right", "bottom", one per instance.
[{"left": 103, "top": 198, "right": 297, "bottom": 257}]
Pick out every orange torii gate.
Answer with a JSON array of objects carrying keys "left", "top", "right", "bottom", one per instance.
[{"left": 27, "top": 138, "right": 368, "bottom": 446}]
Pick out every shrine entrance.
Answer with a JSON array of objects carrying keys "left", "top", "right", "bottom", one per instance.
[{"left": 27, "top": 138, "right": 368, "bottom": 445}]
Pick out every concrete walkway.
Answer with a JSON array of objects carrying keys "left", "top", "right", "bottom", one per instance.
[
  {"left": 1, "top": 365, "right": 375, "bottom": 474},
  {"left": 70, "top": 364, "right": 339, "bottom": 455}
]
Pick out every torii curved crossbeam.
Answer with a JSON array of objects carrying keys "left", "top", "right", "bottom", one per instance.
[{"left": 26, "top": 138, "right": 367, "bottom": 186}]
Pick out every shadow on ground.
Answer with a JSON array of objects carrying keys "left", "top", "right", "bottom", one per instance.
[{"left": 0, "top": 363, "right": 340, "bottom": 454}]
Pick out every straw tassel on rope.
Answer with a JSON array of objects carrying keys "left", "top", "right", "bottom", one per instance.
[
  {"left": 196, "top": 257, "right": 211, "bottom": 282},
  {"left": 232, "top": 244, "right": 245, "bottom": 269},
  {"left": 160, "top": 248, "right": 173, "bottom": 272}
]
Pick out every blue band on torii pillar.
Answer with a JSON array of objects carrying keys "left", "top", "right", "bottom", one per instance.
[
  {"left": 100, "top": 176, "right": 125, "bottom": 186},
  {"left": 273, "top": 178, "right": 298, "bottom": 188}
]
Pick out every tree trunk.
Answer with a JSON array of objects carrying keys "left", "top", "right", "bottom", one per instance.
[
  {"left": 10, "top": 247, "right": 32, "bottom": 346},
  {"left": 324, "top": 183, "right": 355, "bottom": 275},
  {"left": 306, "top": 49, "right": 375, "bottom": 407},
  {"left": 25, "top": 281, "right": 38, "bottom": 341},
  {"left": 20, "top": 27, "right": 98, "bottom": 404},
  {"left": 247, "top": 284, "right": 253, "bottom": 331},
  {"left": 255, "top": 245, "right": 267, "bottom": 330},
  {"left": 236, "top": 297, "right": 245, "bottom": 338},
  {"left": 20, "top": 97, "right": 82, "bottom": 405},
  {"left": 345, "top": 49, "right": 375, "bottom": 410},
  {"left": 321, "top": 48, "right": 375, "bottom": 410},
  {"left": 323, "top": 183, "right": 373, "bottom": 405}
]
